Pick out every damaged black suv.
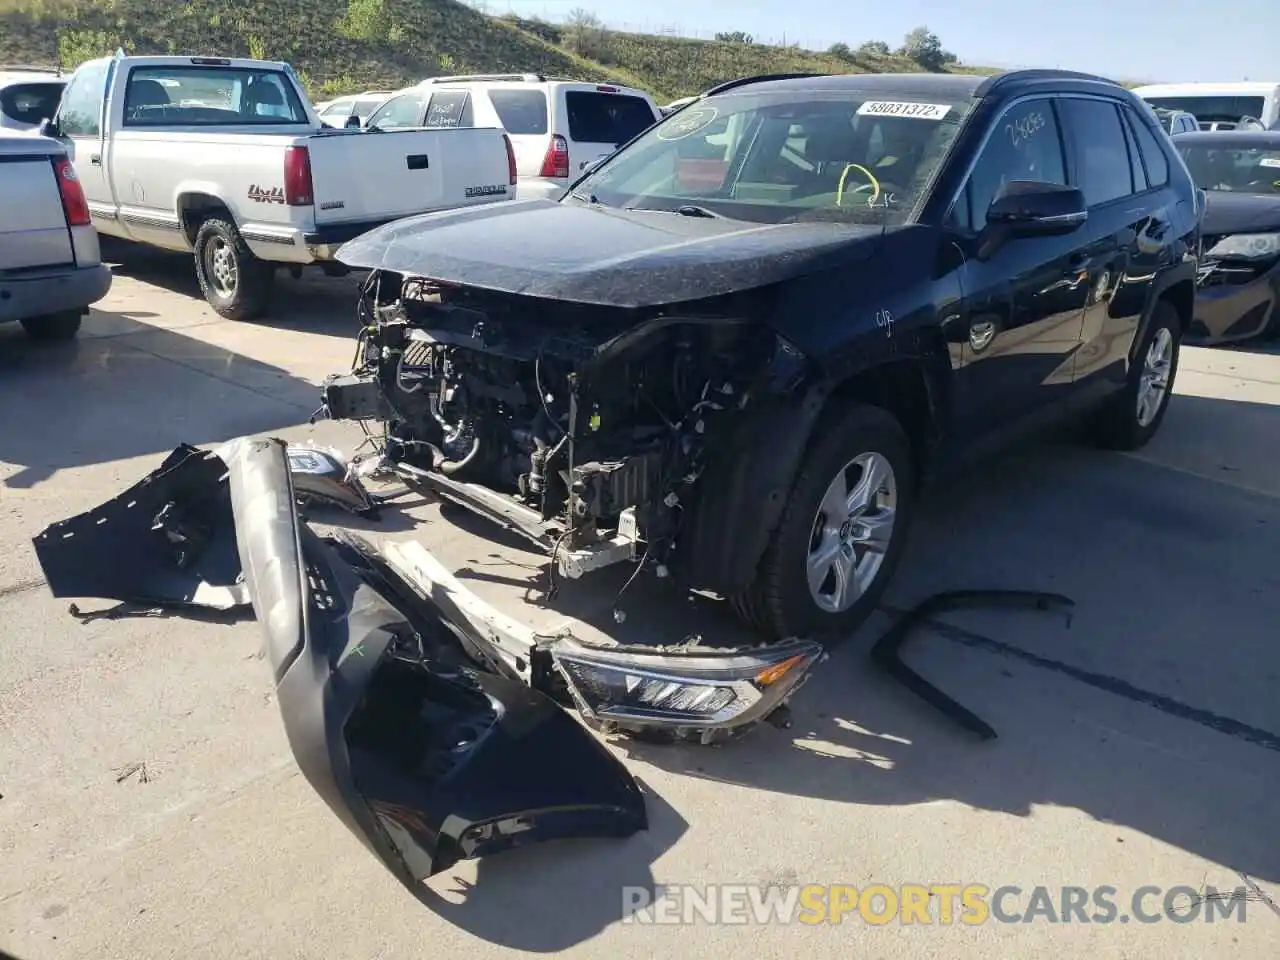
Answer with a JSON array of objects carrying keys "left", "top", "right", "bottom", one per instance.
[{"left": 324, "top": 69, "right": 1200, "bottom": 642}]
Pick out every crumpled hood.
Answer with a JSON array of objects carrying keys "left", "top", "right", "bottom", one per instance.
[
  {"left": 336, "top": 198, "right": 881, "bottom": 307},
  {"left": 1202, "top": 191, "right": 1280, "bottom": 236}
]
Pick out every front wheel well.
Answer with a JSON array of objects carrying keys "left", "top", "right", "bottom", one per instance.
[
  {"left": 820, "top": 359, "right": 941, "bottom": 485},
  {"left": 178, "top": 194, "right": 234, "bottom": 246}
]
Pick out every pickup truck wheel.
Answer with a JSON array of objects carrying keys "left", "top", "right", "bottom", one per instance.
[
  {"left": 19, "top": 310, "right": 82, "bottom": 342},
  {"left": 737, "top": 403, "right": 914, "bottom": 643},
  {"left": 193, "top": 218, "right": 275, "bottom": 321},
  {"left": 1086, "top": 301, "right": 1181, "bottom": 451}
]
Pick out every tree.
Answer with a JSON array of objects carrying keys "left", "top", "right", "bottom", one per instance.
[
  {"left": 857, "top": 40, "right": 890, "bottom": 56},
  {"left": 897, "top": 26, "right": 956, "bottom": 72},
  {"left": 827, "top": 42, "right": 852, "bottom": 60},
  {"left": 715, "top": 30, "right": 754, "bottom": 44},
  {"left": 565, "top": 7, "right": 608, "bottom": 58}
]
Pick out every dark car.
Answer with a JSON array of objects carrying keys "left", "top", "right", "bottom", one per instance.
[
  {"left": 29, "top": 69, "right": 1203, "bottom": 892},
  {"left": 1173, "top": 130, "right": 1280, "bottom": 342},
  {"left": 327, "top": 69, "right": 1199, "bottom": 644}
]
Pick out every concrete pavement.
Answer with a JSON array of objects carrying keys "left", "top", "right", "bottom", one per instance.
[{"left": 2, "top": 250, "right": 1278, "bottom": 959}]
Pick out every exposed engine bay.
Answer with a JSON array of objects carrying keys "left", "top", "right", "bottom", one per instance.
[{"left": 321, "top": 270, "right": 804, "bottom": 584}]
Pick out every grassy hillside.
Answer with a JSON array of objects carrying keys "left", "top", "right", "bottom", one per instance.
[{"left": 0, "top": 0, "right": 997, "bottom": 102}]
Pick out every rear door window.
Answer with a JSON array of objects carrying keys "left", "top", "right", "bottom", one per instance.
[
  {"left": 1059, "top": 98, "right": 1137, "bottom": 206},
  {"left": 564, "top": 91, "right": 657, "bottom": 145},
  {"left": 487, "top": 89, "right": 548, "bottom": 135},
  {"left": 424, "top": 90, "right": 472, "bottom": 127},
  {"left": 0, "top": 82, "right": 64, "bottom": 125}
]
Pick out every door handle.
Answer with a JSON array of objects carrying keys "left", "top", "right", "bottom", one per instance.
[{"left": 89, "top": 154, "right": 101, "bottom": 165}]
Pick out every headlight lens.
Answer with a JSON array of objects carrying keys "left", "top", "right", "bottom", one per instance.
[
  {"left": 1206, "top": 232, "right": 1280, "bottom": 259},
  {"left": 549, "top": 637, "right": 824, "bottom": 732}
]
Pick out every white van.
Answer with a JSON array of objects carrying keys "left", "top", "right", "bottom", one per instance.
[
  {"left": 1132, "top": 81, "right": 1280, "bottom": 130},
  {"left": 363, "top": 74, "right": 662, "bottom": 200}
]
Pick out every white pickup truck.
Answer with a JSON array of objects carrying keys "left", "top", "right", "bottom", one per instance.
[{"left": 40, "top": 55, "right": 518, "bottom": 320}]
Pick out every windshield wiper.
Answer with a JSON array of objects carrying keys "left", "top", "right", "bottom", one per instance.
[
  {"left": 570, "top": 190, "right": 602, "bottom": 205},
  {"left": 674, "top": 204, "right": 721, "bottom": 219}
]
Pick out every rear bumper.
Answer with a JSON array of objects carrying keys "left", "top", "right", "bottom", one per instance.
[
  {"left": 0, "top": 262, "right": 111, "bottom": 324},
  {"left": 304, "top": 217, "right": 410, "bottom": 260},
  {"left": 515, "top": 178, "right": 569, "bottom": 202}
]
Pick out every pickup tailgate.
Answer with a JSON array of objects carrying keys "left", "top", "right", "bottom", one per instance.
[
  {"left": 307, "top": 127, "right": 513, "bottom": 227},
  {"left": 0, "top": 146, "right": 72, "bottom": 271}
]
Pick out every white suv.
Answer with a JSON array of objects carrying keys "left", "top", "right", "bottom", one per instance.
[
  {"left": 0, "top": 66, "right": 66, "bottom": 132},
  {"left": 364, "top": 73, "right": 662, "bottom": 200},
  {"left": 313, "top": 90, "right": 394, "bottom": 127}
]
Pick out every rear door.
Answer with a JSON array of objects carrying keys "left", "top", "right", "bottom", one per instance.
[
  {"left": 485, "top": 86, "right": 551, "bottom": 177},
  {"left": 1056, "top": 96, "right": 1157, "bottom": 389},
  {"left": 307, "top": 126, "right": 509, "bottom": 225},
  {"left": 558, "top": 87, "right": 660, "bottom": 175},
  {"left": 0, "top": 139, "right": 73, "bottom": 270}
]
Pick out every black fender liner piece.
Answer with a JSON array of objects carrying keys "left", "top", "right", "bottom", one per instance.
[
  {"left": 680, "top": 384, "right": 829, "bottom": 595},
  {"left": 32, "top": 443, "right": 248, "bottom": 611},
  {"left": 870, "top": 590, "right": 1075, "bottom": 740}
]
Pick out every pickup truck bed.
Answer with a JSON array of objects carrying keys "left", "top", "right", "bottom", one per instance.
[{"left": 47, "top": 56, "right": 516, "bottom": 319}]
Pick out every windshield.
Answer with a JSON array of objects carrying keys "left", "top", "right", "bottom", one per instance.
[
  {"left": 122, "top": 66, "right": 309, "bottom": 126},
  {"left": 568, "top": 90, "right": 974, "bottom": 225},
  {"left": 1177, "top": 144, "right": 1280, "bottom": 195},
  {"left": 1144, "top": 95, "right": 1267, "bottom": 126}
]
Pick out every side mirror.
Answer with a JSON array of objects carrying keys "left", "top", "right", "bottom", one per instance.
[
  {"left": 38, "top": 117, "right": 60, "bottom": 138},
  {"left": 986, "top": 180, "right": 1087, "bottom": 237},
  {"left": 344, "top": 114, "right": 362, "bottom": 129}
]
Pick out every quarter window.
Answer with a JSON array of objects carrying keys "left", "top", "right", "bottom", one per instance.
[
  {"left": 1123, "top": 106, "right": 1171, "bottom": 187},
  {"left": 950, "top": 98, "right": 1066, "bottom": 232},
  {"left": 1059, "top": 98, "right": 1136, "bottom": 206}
]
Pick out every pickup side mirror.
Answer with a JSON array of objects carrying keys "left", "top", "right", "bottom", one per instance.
[
  {"left": 344, "top": 114, "right": 362, "bottom": 129},
  {"left": 38, "top": 116, "right": 60, "bottom": 138},
  {"left": 986, "top": 180, "right": 1087, "bottom": 237}
]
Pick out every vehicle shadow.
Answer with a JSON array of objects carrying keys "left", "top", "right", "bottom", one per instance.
[
  {"left": 101, "top": 240, "right": 366, "bottom": 337},
  {"left": 422, "top": 393, "right": 1280, "bottom": 891},
  {"left": 620, "top": 400, "right": 1280, "bottom": 886},
  {"left": 0, "top": 305, "right": 315, "bottom": 490},
  {"left": 412, "top": 778, "right": 688, "bottom": 952}
]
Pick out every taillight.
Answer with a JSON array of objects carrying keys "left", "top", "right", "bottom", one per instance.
[
  {"left": 539, "top": 134, "right": 570, "bottom": 179},
  {"left": 52, "top": 156, "right": 90, "bottom": 227},
  {"left": 283, "top": 145, "right": 314, "bottom": 206},
  {"left": 503, "top": 133, "right": 517, "bottom": 186},
  {"left": 596, "top": 85, "right": 618, "bottom": 93}
]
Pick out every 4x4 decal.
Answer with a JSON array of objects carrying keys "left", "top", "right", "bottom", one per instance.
[{"left": 248, "top": 184, "right": 285, "bottom": 204}]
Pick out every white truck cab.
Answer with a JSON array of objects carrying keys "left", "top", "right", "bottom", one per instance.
[
  {"left": 1133, "top": 81, "right": 1280, "bottom": 131},
  {"left": 43, "top": 55, "right": 517, "bottom": 320}
]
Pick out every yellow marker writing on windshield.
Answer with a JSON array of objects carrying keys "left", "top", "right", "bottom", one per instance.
[{"left": 837, "top": 163, "right": 880, "bottom": 208}]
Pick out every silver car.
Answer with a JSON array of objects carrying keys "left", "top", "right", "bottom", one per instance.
[{"left": 0, "top": 134, "right": 111, "bottom": 340}]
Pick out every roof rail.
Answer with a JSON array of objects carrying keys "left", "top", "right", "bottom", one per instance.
[
  {"left": 975, "top": 68, "right": 1122, "bottom": 97},
  {"left": 427, "top": 73, "right": 544, "bottom": 84},
  {"left": 0, "top": 63, "right": 62, "bottom": 76},
  {"left": 703, "top": 72, "right": 830, "bottom": 98}
]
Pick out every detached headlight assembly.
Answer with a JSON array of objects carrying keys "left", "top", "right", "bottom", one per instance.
[
  {"left": 549, "top": 637, "right": 825, "bottom": 738},
  {"left": 1206, "top": 232, "right": 1280, "bottom": 259}
]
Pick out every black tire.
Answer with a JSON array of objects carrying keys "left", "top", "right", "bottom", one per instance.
[
  {"left": 192, "top": 217, "right": 275, "bottom": 321},
  {"left": 733, "top": 403, "right": 915, "bottom": 643},
  {"left": 1086, "top": 301, "right": 1181, "bottom": 451},
  {"left": 1262, "top": 306, "right": 1280, "bottom": 342},
  {"left": 19, "top": 310, "right": 82, "bottom": 341}
]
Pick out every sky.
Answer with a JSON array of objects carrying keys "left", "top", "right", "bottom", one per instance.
[{"left": 489, "top": 0, "right": 1279, "bottom": 84}]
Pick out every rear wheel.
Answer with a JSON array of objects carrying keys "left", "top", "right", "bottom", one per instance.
[
  {"left": 19, "top": 310, "right": 82, "bottom": 342},
  {"left": 193, "top": 217, "right": 275, "bottom": 321},
  {"left": 733, "top": 403, "right": 915, "bottom": 643},
  {"left": 1086, "top": 300, "right": 1181, "bottom": 450}
]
